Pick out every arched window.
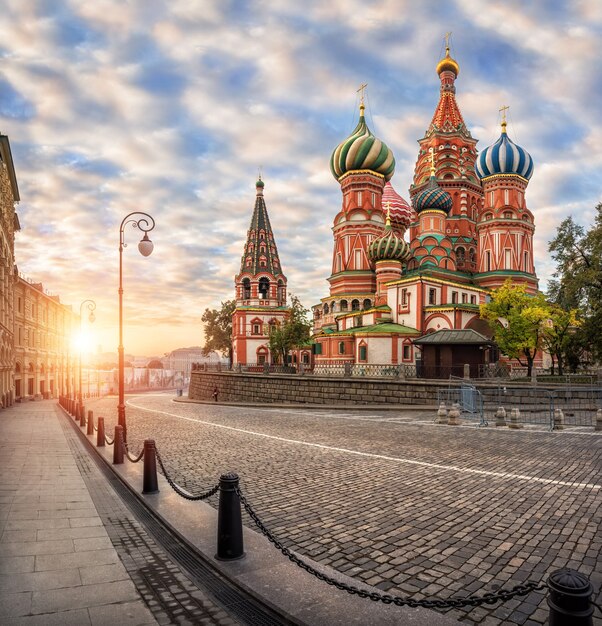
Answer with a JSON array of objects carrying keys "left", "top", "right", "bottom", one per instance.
[
  {"left": 351, "top": 299, "right": 360, "bottom": 311},
  {"left": 302, "top": 352, "right": 309, "bottom": 365},
  {"left": 456, "top": 247, "right": 465, "bottom": 261},
  {"left": 340, "top": 299, "right": 348, "bottom": 311},
  {"left": 362, "top": 298, "right": 371, "bottom": 310},
  {"left": 277, "top": 280, "right": 285, "bottom": 302},
  {"left": 469, "top": 249, "right": 476, "bottom": 263},
  {"left": 258, "top": 277, "right": 270, "bottom": 299},
  {"left": 338, "top": 342, "right": 345, "bottom": 354},
  {"left": 323, "top": 303, "right": 330, "bottom": 314},
  {"left": 242, "top": 278, "right": 251, "bottom": 299}
]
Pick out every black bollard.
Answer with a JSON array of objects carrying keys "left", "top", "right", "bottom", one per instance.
[
  {"left": 97, "top": 416, "right": 105, "bottom": 447},
  {"left": 142, "top": 440, "right": 159, "bottom": 494},
  {"left": 86, "top": 410, "right": 94, "bottom": 436},
  {"left": 79, "top": 404, "right": 86, "bottom": 428},
  {"left": 547, "top": 568, "right": 594, "bottom": 625},
  {"left": 215, "top": 473, "right": 244, "bottom": 561},
  {"left": 113, "top": 426, "right": 124, "bottom": 464}
]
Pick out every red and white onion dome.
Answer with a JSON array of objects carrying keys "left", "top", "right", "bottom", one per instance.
[{"left": 382, "top": 181, "right": 412, "bottom": 233}]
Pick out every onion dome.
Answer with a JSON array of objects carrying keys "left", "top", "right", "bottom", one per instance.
[
  {"left": 436, "top": 44, "right": 460, "bottom": 77},
  {"left": 368, "top": 212, "right": 410, "bottom": 262},
  {"left": 413, "top": 155, "right": 452, "bottom": 213},
  {"left": 382, "top": 182, "right": 412, "bottom": 231},
  {"left": 476, "top": 120, "right": 534, "bottom": 181},
  {"left": 330, "top": 103, "right": 395, "bottom": 181}
]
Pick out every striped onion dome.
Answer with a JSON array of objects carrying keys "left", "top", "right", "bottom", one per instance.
[
  {"left": 413, "top": 174, "right": 453, "bottom": 214},
  {"left": 330, "top": 104, "right": 395, "bottom": 181},
  {"left": 368, "top": 218, "right": 410, "bottom": 263},
  {"left": 382, "top": 182, "right": 412, "bottom": 231},
  {"left": 476, "top": 122, "right": 534, "bottom": 180}
]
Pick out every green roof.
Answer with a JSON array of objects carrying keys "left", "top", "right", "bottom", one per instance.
[
  {"left": 338, "top": 322, "right": 420, "bottom": 336},
  {"left": 413, "top": 329, "right": 494, "bottom": 345}
]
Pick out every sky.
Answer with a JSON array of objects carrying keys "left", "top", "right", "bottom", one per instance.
[{"left": 1, "top": 0, "right": 600, "bottom": 356}]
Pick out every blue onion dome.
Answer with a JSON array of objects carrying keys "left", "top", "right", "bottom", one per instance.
[
  {"left": 368, "top": 211, "right": 410, "bottom": 262},
  {"left": 330, "top": 103, "right": 395, "bottom": 181},
  {"left": 476, "top": 120, "right": 534, "bottom": 180},
  {"left": 413, "top": 166, "right": 453, "bottom": 214}
]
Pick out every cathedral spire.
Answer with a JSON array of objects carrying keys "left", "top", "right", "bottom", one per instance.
[{"left": 239, "top": 178, "right": 284, "bottom": 278}]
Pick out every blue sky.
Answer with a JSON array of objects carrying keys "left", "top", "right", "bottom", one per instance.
[{"left": 1, "top": 0, "right": 600, "bottom": 355}]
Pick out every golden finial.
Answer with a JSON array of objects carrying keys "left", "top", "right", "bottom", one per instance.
[
  {"left": 429, "top": 147, "right": 436, "bottom": 176},
  {"left": 445, "top": 32, "right": 452, "bottom": 54},
  {"left": 499, "top": 105, "right": 509, "bottom": 133},
  {"left": 385, "top": 201, "right": 391, "bottom": 226},
  {"left": 357, "top": 83, "right": 368, "bottom": 116}
]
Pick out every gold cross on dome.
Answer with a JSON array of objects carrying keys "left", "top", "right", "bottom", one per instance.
[
  {"left": 445, "top": 32, "right": 452, "bottom": 49},
  {"left": 499, "top": 105, "right": 509, "bottom": 123},
  {"left": 357, "top": 83, "right": 368, "bottom": 106}
]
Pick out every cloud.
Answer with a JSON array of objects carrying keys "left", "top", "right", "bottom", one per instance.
[{"left": 1, "top": 0, "right": 599, "bottom": 354}]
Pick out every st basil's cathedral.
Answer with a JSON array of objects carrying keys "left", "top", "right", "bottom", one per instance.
[{"left": 232, "top": 42, "right": 538, "bottom": 371}]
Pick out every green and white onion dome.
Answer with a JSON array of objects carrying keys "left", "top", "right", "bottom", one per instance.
[
  {"left": 368, "top": 219, "right": 410, "bottom": 263},
  {"left": 413, "top": 174, "right": 453, "bottom": 214},
  {"left": 330, "top": 104, "right": 395, "bottom": 181}
]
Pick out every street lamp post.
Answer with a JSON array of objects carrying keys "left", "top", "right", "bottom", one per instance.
[
  {"left": 78, "top": 300, "right": 96, "bottom": 406},
  {"left": 118, "top": 212, "right": 155, "bottom": 442}
]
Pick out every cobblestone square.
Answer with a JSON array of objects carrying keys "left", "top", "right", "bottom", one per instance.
[{"left": 89, "top": 393, "right": 602, "bottom": 625}]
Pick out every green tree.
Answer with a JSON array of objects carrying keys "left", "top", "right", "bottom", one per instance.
[
  {"left": 268, "top": 295, "right": 311, "bottom": 365},
  {"left": 146, "top": 359, "right": 164, "bottom": 369},
  {"left": 548, "top": 203, "right": 602, "bottom": 361},
  {"left": 540, "top": 305, "right": 580, "bottom": 376},
  {"left": 201, "top": 300, "right": 236, "bottom": 366},
  {"left": 480, "top": 280, "right": 550, "bottom": 377}
]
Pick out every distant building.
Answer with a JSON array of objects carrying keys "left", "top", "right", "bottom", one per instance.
[
  {"left": 163, "top": 347, "right": 222, "bottom": 383},
  {"left": 0, "top": 133, "right": 20, "bottom": 406},
  {"left": 14, "top": 276, "right": 77, "bottom": 400}
]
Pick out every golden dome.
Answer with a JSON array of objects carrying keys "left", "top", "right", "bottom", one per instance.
[{"left": 436, "top": 46, "right": 460, "bottom": 77}]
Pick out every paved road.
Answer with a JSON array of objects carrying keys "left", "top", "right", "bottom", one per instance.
[{"left": 87, "top": 393, "right": 602, "bottom": 625}]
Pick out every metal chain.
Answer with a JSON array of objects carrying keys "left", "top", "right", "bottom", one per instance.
[
  {"left": 121, "top": 432, "right": 144, "bottom": 463},
  {"left": 104, "top": 434, "right": 114, "bottom": 446},
  {"left": 235, "top": 487, "right": 547, "bottom": 610},
  {"left": 155, "top": 447, "right": 219, "bottom": 501}
]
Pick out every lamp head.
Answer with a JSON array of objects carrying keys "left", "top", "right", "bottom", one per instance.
[{"left": 138, "top": 233, "right": 154, "bottom": 257}]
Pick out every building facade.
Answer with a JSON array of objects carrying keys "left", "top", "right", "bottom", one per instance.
[
  {"left": 232, "top": 178, "right": 290, "bottom": 365},
  {"left": 0, "top": 134, "right": 20, "bottom": 406},
  {"left": 312, "top": 43, "right": 538, "bottom": 368},
  {"left": 14, "top": 276, "right": 78, "bottom": 400}
]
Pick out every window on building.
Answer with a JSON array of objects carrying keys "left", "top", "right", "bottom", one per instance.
[
  {"left": 338, "top": 342, "right": 345, "bottom": 355},
  {"left": 371, "top": 192, "right": 376, "bottom": 207},
  {"left": 362, "top": 298, "right": 371, "bottom": 310},
  {"left": 242, "top": 278, "right": 251, "bottom": 299},
  {"left": 456, "top": 247, "right": 465, "bottom": 261},
  {"left": 359, "top": 345, "right": 367, "bottom": 361},
  {"left": 504, "top": 211, "right": 513, "bottom": 219},
  {"left": 351, "top": 299, "right": 360, "bottom": 311},
  {"left": 504, "top": 249, "right": 512, "bottom": 269},
  {"left": 252, "top": 324, "right": 260, "bottom": 335},
  {"left": 485, "top": 251, "right": 492, "bottom": 272},
  {"left": 401, "top": 289, "right": 408, "bottom": 306},
  {"left": 340, "top": 299, "right": 348, "bottom": 311},
  {"left": 524, "top": 251, "right": 529, "bottom": 271},
  {"left": 313, "top": 343, "right": 322, "bottom": 355},
  {"left": 428, "top": 288, "right": 436, "bottom": 305},
  {"left": 451, "top": 291, "right": 458, "bottom": 304},
  {"left": 403, "top": 344, "right": 411, "bottom": 360},
  {"left": 258, "top": 277, "right": 270, "bottom": 299},
  {"left": 462, "top": 293, "right": 467, "bottom": 304},
  {"left": 354, "top": 249, "right": 362, "bottom": 269},
  {"left": 470, "top": 295, "right": 476, "bottom": 304},
  {"left": 323, "top": 303, "right": 330, "bottom": 314}
]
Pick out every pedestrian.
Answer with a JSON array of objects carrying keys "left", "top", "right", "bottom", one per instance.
[{"left": 212, "top": 386, "right": 218, "bottom": 402}]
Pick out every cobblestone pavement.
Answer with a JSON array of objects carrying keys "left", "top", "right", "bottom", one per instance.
[{"left": 87, "top": 393, "right": 602, "bottom": 625}]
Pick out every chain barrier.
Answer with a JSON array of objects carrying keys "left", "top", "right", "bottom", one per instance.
[
  {"left": 121, "top": 433, "right": 144, "bottom": 463},
  {"left": 104, "top": 434, "right": 114, "bottom": 446},
  {"left": 235, "top": 487, "right": 547, "bottom": 610},
  {"left": 155, "top": 447, "right": 219, "bottom": 501}
]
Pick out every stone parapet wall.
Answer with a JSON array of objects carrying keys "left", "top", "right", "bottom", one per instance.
[
  {"left": 189, "top": 371, "right": 601, "bottom": 408},
  {"left": 189, "top": 371, "right": 447, "bottom": 405}
]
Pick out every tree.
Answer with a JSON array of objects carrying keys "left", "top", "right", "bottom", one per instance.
[
  {"left": 146, "top": 359, "right": 164, "bottom": 369},
  {"left": 201, "top": 300, "right": 235, "bottom": 366},
  {"left": 480, "top": 280, "right": 550, "bottom": 377},
  {"left": 540, "top": 305, "right": 580, "bottom": 376},
  {"left": 548, "top": 203, "right": 602, "bottom": 361},
  {"left": 268, "top": 295, "right": 311, "bottom": 365}
]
